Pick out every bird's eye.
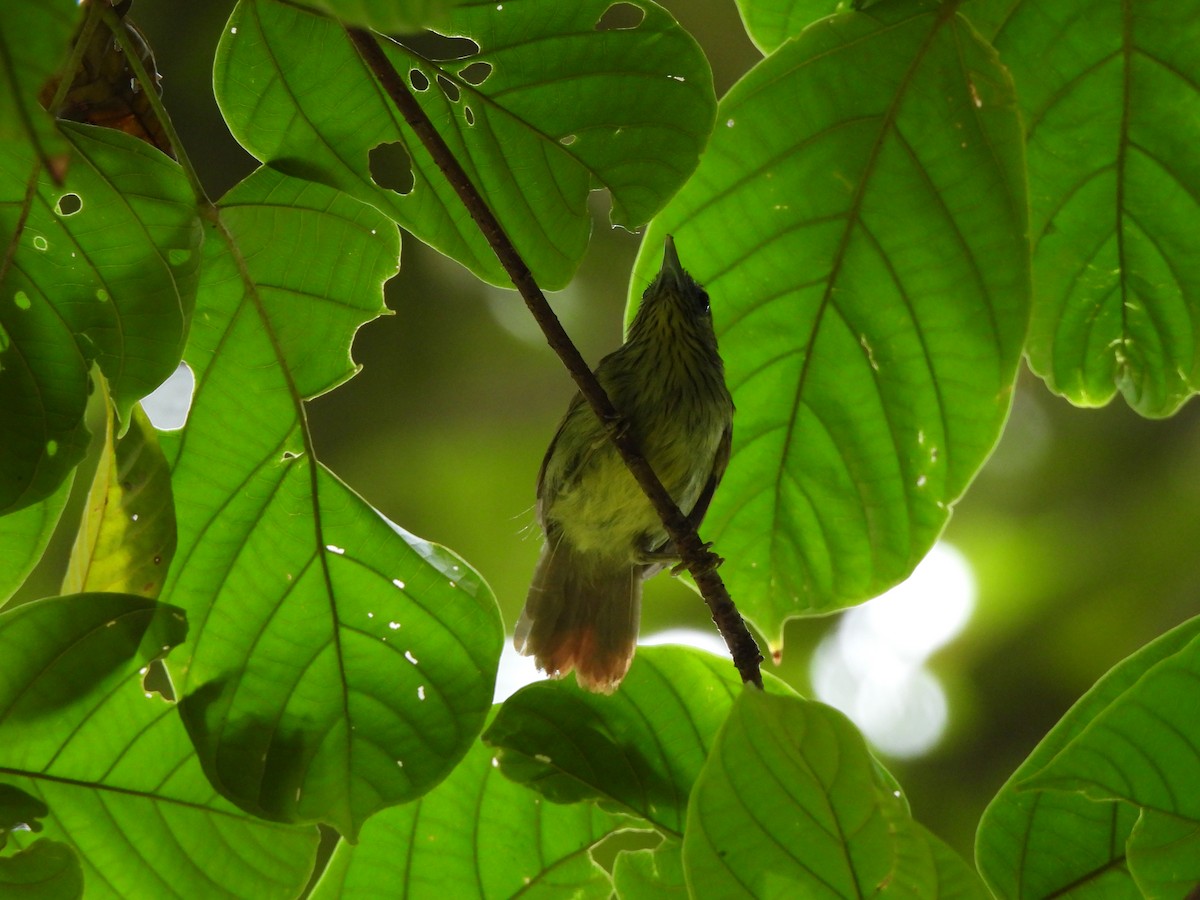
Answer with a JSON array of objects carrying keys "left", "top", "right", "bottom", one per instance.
[{"left": 696, "top": 290, "right": 711, "bottom": 316}]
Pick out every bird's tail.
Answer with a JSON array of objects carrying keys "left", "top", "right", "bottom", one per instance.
[{"left": 513, "top": 538, "right": 641, "bottom": 693}]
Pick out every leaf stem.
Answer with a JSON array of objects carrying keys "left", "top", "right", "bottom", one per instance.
[
  {"left": 99, "top": 4, "right": 212, "bottom": 207},
  {"left": 344, "top": 27, "right": 763, "bottom": 688}
]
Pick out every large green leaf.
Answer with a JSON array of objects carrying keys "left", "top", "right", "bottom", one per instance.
[
  {"left": 313, "top": 724, "right": 622, "bottom": 899},
  {"left": 214, "top": 0, "right": 715, "bottom": 288},
  {"left": 968, "top": 0, "right": 1200, "bottom": 416},
  {"left": 0, "top": 124, "right": 201, "bottom": 515},
  {"left": 976, "top": 616, "right": 1200, "bottom": 898},
  {"left": 681, "top": 690, "right": 981, "bottom": 898},
  {"left": 632, "top": 0, "right": 1028, "bottom": 641},
  {"left": 484, "top": 645, "right": 750, "bottom": 836},
  {"left": 160, "top": 166, "right": 501, "bottom": 838},
  {"left": 0, "top": 594, "right": 317, "bottom": 897}
]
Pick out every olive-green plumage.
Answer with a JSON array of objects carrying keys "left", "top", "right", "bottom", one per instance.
[{"left": 514, "top": 237, "right": 734, "bottom": 692}]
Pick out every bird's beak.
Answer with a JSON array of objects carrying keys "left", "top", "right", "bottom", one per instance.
[{"left": 660, "top": 235, "right": 685, "bottom": 289}]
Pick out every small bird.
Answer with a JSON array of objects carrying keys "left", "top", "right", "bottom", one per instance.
[{"left": 514, "top": 236, "right": 734, "bottom": 693}]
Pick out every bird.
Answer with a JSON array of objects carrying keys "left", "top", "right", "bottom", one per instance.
[{"left": 513, "top": 235, "right": 734, "bottom": 692}]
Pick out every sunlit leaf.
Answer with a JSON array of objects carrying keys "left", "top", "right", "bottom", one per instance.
[
  {"left": 160, "top": 166, "right": 501, "bottom": 838},
  {"left": 0, "top": 474, "right": 72, "bottom": 606},
  {"left": 313, "top": 725, "right": 621, "bottom": 899},
  {"left": 968, "top": 0, "right": 1200, "bottom": 416},
  {"left": 214, "top": 0, "right": 715, "bottom": 288},
  {"left": 976, "top": 616, "right": 1200, "bottom": 898},
  {"left": 0, "top": 124, "right": 201, "bottom": 514},
  {"left": 633, "top": 0, "right": 1029, "bottom": 641},
  {"left": 485, "top": 646, "right": 753, "bottom": 836},
  {"left": 733, "top": 0, "right": 838, "bottom": 53},
  {"left": 62, "top": 397, "right": 175, "bottom": 598},
  {"left": 293, "top": 0, "right": 457, "bottom": 31},
  {"left": 0, "top": 840, "right": 83, "bottom": 900},
  {"left": 0, "top": 595, "right": 316, "bottom": 897}
]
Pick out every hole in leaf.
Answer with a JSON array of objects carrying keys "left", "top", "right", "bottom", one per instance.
[
  {"left": 142, "top": 659, "right": 176, "bottom": 702},
  {"left": 141, "top": 361, "right": 195, "bottom": 431},
  {"left": 464, "top": 105, "right": 475, "bottom": 126},
  {"left": 409, "top": 69, "right": 430, "bottom": 91},
  {"left": 369, "top": 141, "right": 415, "bottom": 196},
  {"left": 437, "top": 74, "right": 460, "bottom": 102},
  {"left": 55, "top": 193, "right": 82, "bottom": 216},
  {"left": 395, "top": 32, "right": 480, "bottom": 61},
  {"left": 560, "top": 134, "right": 577, "bottom": 146},
  {"left": 595, "top": 2, "right": 645, "bottom": 30},
  {"left": 459, "top": 61, "right": 492, "bottom": 86}
]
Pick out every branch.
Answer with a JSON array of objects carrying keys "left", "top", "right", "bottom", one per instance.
[{"left": 344, "top": 27, "right": 763, "bottom": 689}]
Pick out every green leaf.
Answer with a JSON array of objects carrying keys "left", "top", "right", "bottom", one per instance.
[
  {"left": 734, "top": 0, "right": 840, "bottom": 54},
  {"left": 0, "top": 474, "right": 72, "bottom": 606},
  {"left": 292, "top": 0, "right": 456, "bottom": 31},
  {"left": 682, "top": 691, "right": 911, "bottom": 897},
  {"left": 976, "top": 616, "right": 1200, "bottom": 898},
  {"left": 0, "top": 124, "right": 201, "bottom": 515},
  {"left": 1128, "top": 809, "right": 1200, "bottom": 899},
  {"left": 62, "top": 399, "right": 176, "bottom": 598},
  {"left": 484, "top": 645, "right": 754, "bottom": 836},
  {"left": 214, "top": 0, "right": 715, "bottom": 288},
  {"left": 0, "top": 0, "right": 77, "bottom": 154},
  {"left": 0, "top": 600, "right": 316, "bottom": 897},
  {"left": 160, "top": 166, "right": 501, "bottom": 838},
  {"left": 632, "top": 0, "right": 1028, "bottom": 640},
  {"left": 0, "top": 593, "right": 185, "bottom": 726},
  {"left": 968, "top": 0, "right": 1200, "bottom": 416},
  {"left": 613, "top": 839, "right": 687, "bottom": 899},
  {"left": 313, "top": 726, "right": 621, "bottom": 899},
  {"left": 1023, "top": 629, "right": 1200, "bottom": 819},
  {"left": 0, "top": 840, "right": 83, "bottom": 900}
]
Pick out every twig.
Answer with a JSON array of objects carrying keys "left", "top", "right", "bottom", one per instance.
[{"left": 344, "top": 27, "right": 763, "bottom": 688}]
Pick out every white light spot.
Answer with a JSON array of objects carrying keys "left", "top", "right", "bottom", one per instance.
[
  {"left": 139, "top": 667, "right": 148, "bottom": 675},
  {"left": 969, "top": 81, "right": 983, "bottom": 108},
  {"left": 393, "top": 579, "right": 406, "bottom": 589},
  {"left": 725, "top": 118, "right": 735, "bottom": 128},
  {"left": 916, "top": 475, "right": 927, "bottom": 488},
  {"left": 493, "top": 641, "right": 547, "bottom": 702},
  {"left": 404, "top": 650, "right": 419, "bottom": 664},
  {"left": 534, "top": 754, "right": 552, "bottom": 764},
  {"left": 448, "top": 581, "right": 456, "bottom": 588},
  {"left": 326, "top": 544, "right": 345, "bottom": 555},
  {"left": 811, "top": 542, "right": 975, "bottom": 758},
  {"left": 396, "top": 759, "right": 404, "bottom": 767},
  {"left": 417, "top": 685, "right": 426, "bottom": 700},
  {"left": 230, "top": 26, "right": 238, "bottom": 34},
  {"left": 491, "top": 756, "right": 500, "bottom": 768},
  {"left": 131, "top": 513, "right": 139, "bottom": 521},
  {"left": 388, "top": 621, "right": 401, "bottom": 630},
  {"left": 367, "top": 612, "right": 374, "bottom": 618}
]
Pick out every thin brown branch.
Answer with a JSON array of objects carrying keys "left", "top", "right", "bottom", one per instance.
[{"left": 344, "top": 27, "right": 763, "bottom": 689}]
